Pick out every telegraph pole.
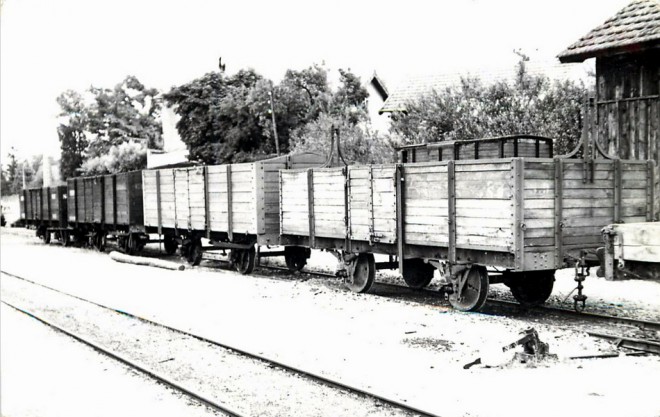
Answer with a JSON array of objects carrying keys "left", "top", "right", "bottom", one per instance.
[{"left": 268, "top": 89, "right": 280, "bottom": 156}]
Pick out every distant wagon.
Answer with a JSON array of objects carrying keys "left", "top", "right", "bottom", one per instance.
[
  {"left": 20, "top": 185, "right": 68, "bottom": 243},
  {"left": 66, "top": 171, "right": 145, "bottom": 251}
]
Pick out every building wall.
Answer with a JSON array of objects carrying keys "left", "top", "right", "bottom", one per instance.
[{"left": 594, "top": 50, "right": 659, "bottom": 219}]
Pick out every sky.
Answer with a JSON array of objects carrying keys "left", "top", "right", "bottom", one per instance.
[{"left": 0, "top": 0, "right": 631, "bottom": 164}]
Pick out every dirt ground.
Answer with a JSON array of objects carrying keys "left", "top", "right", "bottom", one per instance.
[{"left": 1, "top": 228, "right": 659, "bottom": 417}]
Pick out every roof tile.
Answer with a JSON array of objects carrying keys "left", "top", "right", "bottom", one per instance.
[{"left": 558, "top": 0, "right": 660, "bottom": 62}]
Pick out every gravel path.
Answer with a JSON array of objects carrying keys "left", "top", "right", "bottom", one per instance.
[
  {"left": 1, "top": 275, "right": 415, "bottom": 417},
  {"left": 2, "top": 229, "right": 660, "bottom": 417},
  {"left": 0, "top": 303, "right": 223, "bottom": 417}
]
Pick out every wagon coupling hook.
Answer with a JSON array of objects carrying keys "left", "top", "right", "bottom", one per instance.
[{"left": 573, "top": 257, "right": 588, "bottom": 312}]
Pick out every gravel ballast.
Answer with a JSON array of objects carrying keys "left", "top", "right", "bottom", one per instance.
[{"left": 2, "top": 230, "right": 660, "bottom": 417}]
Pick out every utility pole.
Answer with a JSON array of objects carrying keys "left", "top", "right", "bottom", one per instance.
[{"left": 268, "top": 89, "right": 280, "bottom": 156}]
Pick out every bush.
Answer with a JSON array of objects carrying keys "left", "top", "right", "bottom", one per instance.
[{"left": 81, "top": 141, "right": 147, "bottom": 175}]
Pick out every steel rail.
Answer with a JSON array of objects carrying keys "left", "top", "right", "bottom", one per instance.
[
  {"left": 258, "top": 265, "right": 660, "bottom": 334},
  {"left": 0, "top": 270, "right": 443, "bottom": 417},
  {"left": 1, "top": 300, "right": 243, "bottom": 417}
]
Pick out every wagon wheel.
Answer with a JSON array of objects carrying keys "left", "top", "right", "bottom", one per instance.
[
  {"left": 125, "top": 233, "right": 138, "bottom": 255},
  {"left": 507, "top": 270, "right": 555, "bottom": 306},
  {"left": 43, "top": 229, "right": 51, "bottom": 244},
  {"left": 233, "top": 246, "right": 256, "bottom": 275},
  {"left": 186, "top": 239, "right": 203, "bottom": 266},
  {"left": 449, "top": 265, "right": 489, "bottom": 312},
  {"left": 402, "top": 258, "right": 435, "bottom": 289},
  {"left": 62, "top": 230, "right": 71, "bottom": 247},
  {"left": 345, "top": 253, "right": 375, "bottom": 293},
  {"left": 284, "top": 246, "right": 308, "bottom": 272},
  {"left": 94, "top": 233, "right": 106, "bottom": 252},
  {"left": 163, "top": 235, "right": 178, "bottom": 255}
]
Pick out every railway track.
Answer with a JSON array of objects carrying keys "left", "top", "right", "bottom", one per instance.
[
  {"left": 1, "top": 299, "right": 242, "bottom": 417},
  {"left": 256, "top": 264, "right": 660, "bottom": 354},
  {"left": 0, "top": 269, "right": 440, "bottom": 417}
]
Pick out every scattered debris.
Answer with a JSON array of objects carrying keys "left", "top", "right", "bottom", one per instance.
[{"left": 464, "top": 328, "right": 556, "bottom": 369}]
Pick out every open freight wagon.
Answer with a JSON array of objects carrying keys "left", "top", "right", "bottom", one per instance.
[
  {"left": 279, "top": 157, "right": 655, "bottom": 311},
  {"left": 66, "top": 171, "right": 145, "bottom": 251},
  {"left": 142, "top": 152, "right": 325, "bottom": 272},
  {"left": 396, "top": 135, "right": 554, "bottom": 164},
  {"left": 20, "top": 185, "right": 68, "bottom": 243}
]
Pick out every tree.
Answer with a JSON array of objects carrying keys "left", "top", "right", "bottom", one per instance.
[
  {"left": 165, "top": 69, "right": 271, "bottom": 164},
  {"left": 289, "top": 113, "right": 395, "bottom": 165},
  {"left": 389, "top": 58, "right": 592, "bottom": 155},
  {"left": 56, "top": 76, "right": 162, "bottom": 177},
  {"left": 57, "top": 90, "right": 88, "bottom": 179},
  {"left": 81, "top": 141, "right": 147, "bottom": 175}
]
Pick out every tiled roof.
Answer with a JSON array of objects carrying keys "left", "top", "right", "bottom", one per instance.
[
  {"left": 379, "top": 61, "right": 590, "bottom": 114},
  {"left": 558, "top": 0, "right": 660, "bottom": 63}
]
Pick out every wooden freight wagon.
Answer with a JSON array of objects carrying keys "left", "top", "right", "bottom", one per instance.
[
  {"left": 66, "top": 171, "right": 145, "bottom": 251},
  {"left": 142, "top": 152, "right": 325, "bottom": 271},
  {"left": 20, "top": 185, "right": 68, "bottom": 244},
  {"left": 279, "top": 157, "right": 655, "bottom": 311},
  {"left": 397, "top": 135, "right": 554, "bottom": 163}
]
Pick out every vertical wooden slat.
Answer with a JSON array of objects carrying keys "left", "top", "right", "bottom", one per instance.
[
  {"left": 204, "top": 166, "right": 211, "bottom": 239},
  {"left": 613, "top": 160, "right": 622, "bottom": 223},
  {"left": 512, "top": 158, "right": 525, "bottom": 270},
  {"left": 554, "top": 158, "right": 564, "bottom": 268},
  {"left": 226, "top": 165, "right": 233, "bottom": 240},
  {"left": 156, "top": 171, "right": 162, "bottom": 236},
  {"left": 647, "top": 160, "right": 655, "bottom": 222},
  {"left": 395, "top": 164, "right": 405, "bottom": 273},
  {"left": 344, "top": 166, "right": 351, "bottom": 252},
  {"left": 113, "top": 175, "right": 117, "bottom": 228},
  {"left": 447, "top": 160, "right": 456, "bottom": 264},
  {"left": 307, "top": 169, "right": 315, "bottom": 248}
]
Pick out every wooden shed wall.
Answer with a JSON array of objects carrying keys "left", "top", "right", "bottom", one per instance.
[{"left": 593, "top": 51, "right": 659, "bottom": 220}]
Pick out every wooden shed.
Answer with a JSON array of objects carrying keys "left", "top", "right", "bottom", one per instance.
[
  {"left": 396, "top": 135, "right": 554, "bottom": 163},
  {"left": 558, "top": 0, "right": 660, "bottom": 220}
]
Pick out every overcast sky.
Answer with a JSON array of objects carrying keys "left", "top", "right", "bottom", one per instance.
[{"left": 0, "top": 0, "right": 630, "bottom": 163}]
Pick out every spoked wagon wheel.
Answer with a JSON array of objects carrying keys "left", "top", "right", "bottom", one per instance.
[
  {"left": 284, "top": 246, "right": 309, "bottom": 272},
  {"left": 61, "top": 230, "right": 71, "bottom": 247},
  {"left": 186, "top": 239, "right": 203, "bottom": 266},
  {"left": 402, "top": 258, "right": 435, "bottom": 289},
  {"left": 163, "top": 235, "right": 178, "bottom": 255},
  {"left": 506, "top": 270, "right": 555, "bottom": 306},
  {"left": 94, "top": 233, "right": 106, "bottom": 252},
  {"left": 449, "top": 265, "right": 489, "bottom": 312},
  {"left": 232, "top": 246, "right": 256, "bottom": 275},
  {"left": 344, "top": 253, "right": 375, "bottom": 293}
]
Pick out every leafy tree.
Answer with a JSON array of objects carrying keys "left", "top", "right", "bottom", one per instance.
[
  {"left": 164, "top": 69, "right": 269, "bottom": 164},
  {"left": 289, "top": 113, "right": 395, "bottom": 165},
  {"left": 389, "top": 59, "right": 591, "bottom": 155},
  {"left": 57, "top": 90, "right": 89, "bottom": 179},
  {"left": 81, "top": 141, "right": 147, "bottom": 175},
  {"left": 56, "top": 76, "right": 162, "bottom": 177}
]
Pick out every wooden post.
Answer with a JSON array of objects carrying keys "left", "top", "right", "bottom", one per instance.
[
  {"left": 226, "top": 165, "right": 233, "bottom": 241},
  {"left": 204, "top": 166, "right": 211, "bottom": 239},
  {"left": 613, "top": 159, "right": 622, "bottom": 223},
  {"left": 395, "top": 164, "right": 405, "bottom": 273},
  {"left": 307, "top": 169, "right": 315, "bottom": 248},
  {"left": 447, "top": 160, "right": 456, "bottom": 264},
  {"left": 554, "top": 158, "right": 564, "bottom": 268},
  {"left": 647, "top": 160, "right": 655, "bottom": 222},
  {"left": 156, "top": 171, "right": 162, "bottom": 236},
  {"left": 512, "top": 158, "right": 525, "bottom": 270}
]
